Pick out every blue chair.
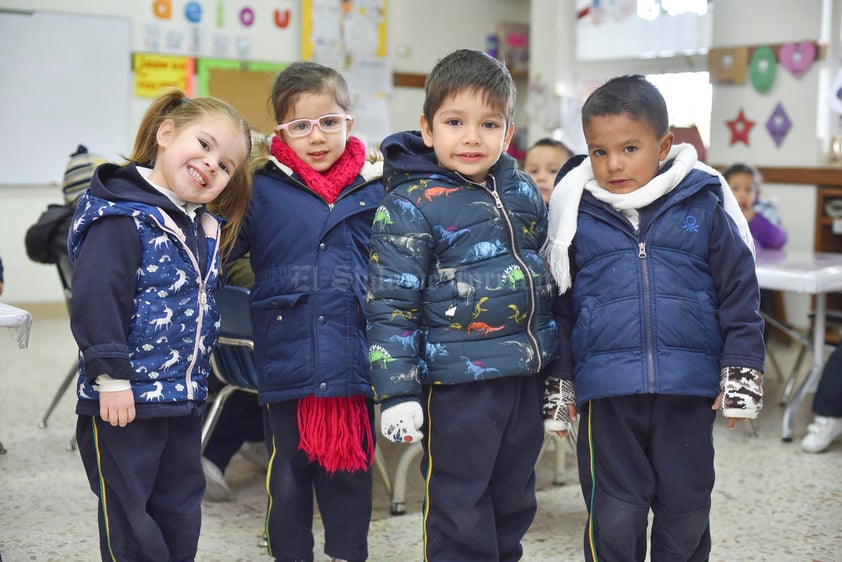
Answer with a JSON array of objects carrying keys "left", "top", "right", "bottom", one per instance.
[
  {"left": 39, "top": 254, "right": 80, "bottom": 451},
  {"left": 202, "top": 284, "right": 394, "bottom": 493},
  {"left": 201, "top": 285, "right": 260, "bottom": 452}
]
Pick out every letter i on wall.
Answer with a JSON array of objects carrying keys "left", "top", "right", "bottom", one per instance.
[{"left": 217, "top": 0, "right": 224, "bottom": 28}]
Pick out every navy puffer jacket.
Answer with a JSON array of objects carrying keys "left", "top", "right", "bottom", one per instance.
[
  {"left": 232, "top": 158, "right": 385, "bottom": 405},
  {"left": 557, "top": 166, "right": 765, "bottom": 405}
]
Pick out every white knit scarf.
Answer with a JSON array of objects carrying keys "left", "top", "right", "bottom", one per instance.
[{"left": 542, "top": 143, "right": 754, "bottom": 293}]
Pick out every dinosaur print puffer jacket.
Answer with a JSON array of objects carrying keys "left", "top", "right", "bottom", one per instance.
[{"left": 366, "top": 131, "right": 560, "bottom": 407}]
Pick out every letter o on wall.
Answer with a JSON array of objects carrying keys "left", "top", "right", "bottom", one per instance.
[
  {"left": 239, "top": 7, "right": 255, "bottom": 26},
  {"left": 185, "top": 2, "right": 202, "bottom": 23}
]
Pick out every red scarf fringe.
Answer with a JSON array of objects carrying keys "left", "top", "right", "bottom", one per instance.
[
  {"left": 297, "top": 395, "right": 374, "bottom": 475},
  {"left": 270, "top": 135, "right": 366, "bottom": 204}
]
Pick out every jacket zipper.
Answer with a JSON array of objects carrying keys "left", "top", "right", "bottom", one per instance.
[
  {"left": 638, "top": 241, "right": 656, "bottom": 390},
  {"left": 477, "top": 175, "right": 543, "bottom": 373},
  {"left": 152, "top": 214, "right": 219, "bottom": 400}
]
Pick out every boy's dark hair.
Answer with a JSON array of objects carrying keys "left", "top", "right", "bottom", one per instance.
[
  {"left": 581, "top": 74, "right": 669, "bottom": 138},
  {"left": 723, "top": 162, "right": 760, "bottom": 183},
  {"left": 528, "top": 137, "right": 572, "bottom": 156},
  {"left": 423, "top": 49, "right": 516, "bottom": 126}
]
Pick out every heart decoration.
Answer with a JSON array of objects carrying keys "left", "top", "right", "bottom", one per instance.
[{"left": 778, "top": 42, "right": 816, "bottom": 79}]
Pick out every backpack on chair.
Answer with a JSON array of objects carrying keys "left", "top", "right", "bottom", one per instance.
[{"left": 24, "top": 203, "right": 75, "bottom": 264}]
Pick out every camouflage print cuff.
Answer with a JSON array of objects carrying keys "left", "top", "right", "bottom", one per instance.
[
  {"left": 720, "top": 366, "right": 763, "bottom": 419},
  {"left": 543, "top": 377, "right": 575, "bottom": 431}
]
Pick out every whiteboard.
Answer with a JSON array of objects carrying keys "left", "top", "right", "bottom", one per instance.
[{"left": 0, "top": 11, "right": 131, "bottom": 184}]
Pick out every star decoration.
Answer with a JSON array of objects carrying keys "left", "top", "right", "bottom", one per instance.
[
  {"left": 765, "top": 102, "right": 792, "bottom": 148},
  {"left": 726, "top": 109, "right": 755, "bottom": 145}
]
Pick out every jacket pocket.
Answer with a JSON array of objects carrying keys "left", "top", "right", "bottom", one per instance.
[{"left": 251, "top": 292, "right": 313, "bottom": 388}]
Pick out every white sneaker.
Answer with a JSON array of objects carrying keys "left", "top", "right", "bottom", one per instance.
[
  {"left": 238, "top": 441, "right": 269, "bottom": 470},
  {"left": 800, "top": 416, "right": 842, "bottom": 453},
  {"left": 201, "top": 456, "right": 232, "bottom": 502}
]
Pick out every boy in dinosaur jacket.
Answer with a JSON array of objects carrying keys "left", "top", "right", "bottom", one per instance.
[{"left": 365, "top": 49, "right": 560, "bottom": 561}]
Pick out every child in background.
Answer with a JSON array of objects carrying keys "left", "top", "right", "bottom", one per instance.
[
  {"left": 366, "top": 49, "right": 560, "bottom": 561},
  {"left": 542, "top": 75, "right": 765, "bottom": 562},
  {"left": 523, "top": 137, "right": 573, "bottom": 204},
  {"left": 68, "top": 89, "right": 252, "bottom": 561},
  {"left": 229, "top": 61, "right": 384, "bottom": 562},
  {"left": 723, "top": 162, "right": 787, "bottom": 249}
]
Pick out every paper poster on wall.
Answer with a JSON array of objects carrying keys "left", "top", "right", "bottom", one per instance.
[
  {"left": 302, "top": 0, "right": 388, "bottom": 65},
  {"left": 134, "top": 54, "right": 195, "bottom": 98},
  {"left": 351, "top": 94, "right": 392, "bottom": 148}
]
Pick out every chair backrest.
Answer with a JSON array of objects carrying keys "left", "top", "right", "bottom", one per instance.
[
  {"left": 56, "top": 253, "right": 74, "bottom": 314},
  {"left": 211, "top": 285, "right": 258, "bottom": 390},
  {"left": 216, "top": 284, "right": 252, "bottom": 341}
]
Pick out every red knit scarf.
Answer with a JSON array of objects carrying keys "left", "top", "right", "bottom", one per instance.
[
  {"left": 297, "top": 394, "right": 374, "bottom": 475},
  {"left": 271, "top": 134, "right": 372, "bottom": 473},
  {"left": 270, "top": 135, "right": 366, "bottom": 204}
]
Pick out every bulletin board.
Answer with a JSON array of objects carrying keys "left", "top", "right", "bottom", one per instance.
[
  {"left": 0, "top": 11, "right": 131, "bottom": 185},
  {"left": 196, "top": 59, "right": 287, "bottom": 136}
]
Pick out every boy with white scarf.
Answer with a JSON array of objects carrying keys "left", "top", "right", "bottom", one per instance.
[{"left": 542, "top": 74, "right": 764, "bottom": 562}]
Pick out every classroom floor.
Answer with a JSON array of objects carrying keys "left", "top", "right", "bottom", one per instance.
[{"left": 0, "top": 305, "right": 840, "bottom": 562}]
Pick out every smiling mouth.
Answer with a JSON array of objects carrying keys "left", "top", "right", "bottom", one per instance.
[{"left": 189, "top": 167, "right": 207, "bottom": 186}]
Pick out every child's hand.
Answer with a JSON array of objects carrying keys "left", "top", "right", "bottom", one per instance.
[
  {"left": 711, "top": 392, "right": 740, "bottom": 430},
  {"left": 381, "top": 401, "right": 424, "bottom": 443},
  {"left": 100, "top": 389, "right": 136, "bottom": 427},
  {"left": 713, "top": 366, "right": 763, "bottom": 430}
]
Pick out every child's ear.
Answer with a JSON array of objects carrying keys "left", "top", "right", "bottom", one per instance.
[
  {"left": 420, "top": 114, "right": 434, "bottom": 148},
  {"left": 502, "top": 122, "right": 516, "bottom": 152},
  {"left": 156, "top": 118, "right": 176, "bottom": 149},
  {"left": 658, "top": 131, "right": 674, "bottom": 161},
  {"left": 345, "top": 115, "right": 355, "bottom": 138}
]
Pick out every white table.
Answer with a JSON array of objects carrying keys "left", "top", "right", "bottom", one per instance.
[
  {"left": 754, "top": 250, "right": 842, "bottom": 441},
  {"left": 0, "top": 302, "right": 32, "bottom": 454},
  {"left": 0, "top": 302, "right": 33, "bottom": 349}
]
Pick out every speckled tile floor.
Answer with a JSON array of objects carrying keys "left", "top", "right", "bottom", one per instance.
[{"left": 1, "top": 306, "right": 840, "bottom": 561}]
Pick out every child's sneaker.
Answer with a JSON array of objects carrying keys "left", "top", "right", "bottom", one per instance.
[
  {"left": 800, "top": 416, "right": 842, "bottom": 453},
  {"left": 202, "top": 456, "right": 232, "bottom": 502},
  {"left": 238, "top": 441, "right": 270, "bottom": 470}
]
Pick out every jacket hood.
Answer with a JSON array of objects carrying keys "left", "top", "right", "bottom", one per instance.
[
  {"left": 381, "top": 131, "right": 440, "bottom": 191},
  {"left": 90, "top": 163, "right": 187, "bottom": 218},
  {"left": 380, "top": 130, "right": 519, "bottom": 192}
]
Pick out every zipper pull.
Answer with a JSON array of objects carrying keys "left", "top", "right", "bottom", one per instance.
[
  {"left": 199, "top": 282, "right": 207, "bottom": 306},
  {"left": 491, "top": 188, "right": 504, "bottom": 209},
  {"left": 638, "top": 242, "right": 647, "bottom": 258}
]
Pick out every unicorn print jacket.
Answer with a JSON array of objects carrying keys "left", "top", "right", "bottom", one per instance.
[
  {"left": 366, "top": 130, "right": 561, "bottom": 408},
  {"left": 68, "top": 164, "right": 221, "bottom": 419}
]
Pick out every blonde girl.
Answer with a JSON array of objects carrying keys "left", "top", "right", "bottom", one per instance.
[{"left": 69, "top": 89, "right": 251, "bottom": 561}]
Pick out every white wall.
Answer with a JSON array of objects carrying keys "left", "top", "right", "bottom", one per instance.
[
  {"left": 0, "top": 0, "right": 528, "bottom": 304},
  {"left": 707, "top": 0, "right": 838, "bottom": 326}
]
